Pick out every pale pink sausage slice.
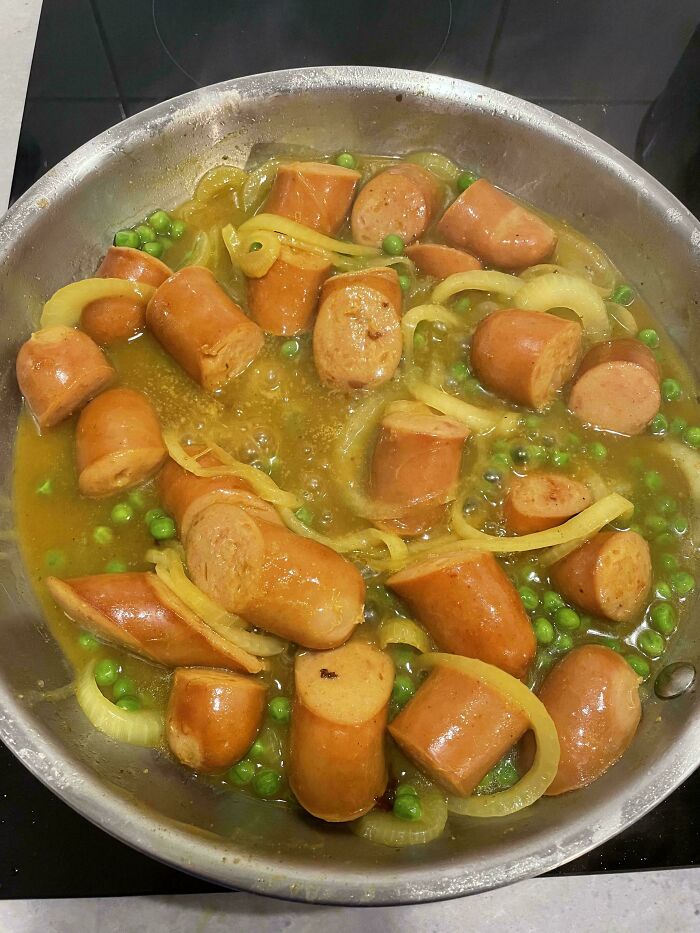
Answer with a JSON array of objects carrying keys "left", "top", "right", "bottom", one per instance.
[
  {"left": 504, "top": 473, "right": 592, "bottom": 535},
  {"left": 312, "top": 267, "right": 403, "bottom": 391},
  {"left": 166, "top": 668, "right": 266, "bottom": 773},
  {"left": 405, "top": 243, "right": 482, "bottom": 278},
  {"left": 370, "top": 401, "right": 469, "bottom": 535},
  {"left": 16, "top": 326, "right": 115, "bottom": 430},
  {"left": 95, "top": 245, "right": 171, "bottom": 287},
  {"left": 550, "top": 530, "right": 651, "bottom": 623},
  {"left": 568, "top": 338, "right": 661, "bottom": 435},
  {"left": 350, "top": 164, "right": 442, "bottom": 247},
  {"left": 290, "top": 642, "right": 393, "bottom": 822},
  {"left": 76, "top": 387, "right": 167, "bottom": 498},
  {"left": 471, "top": 309, "right": 582, "bottom": 409},
  {"left": 388, "top": 550, "right": 536, "bottom": 679},
  {"left": 247, "top": 246, "right": 331, "bottom": 335},
  {"left": 80, "top": 295, "right": 145, "bottom": 346},
  {"left": 389, "top": 664, "right": 528, "bottom": 796},
  {"left": 437, "top": 179, "right": 556, "bottom": 269},
  {"left": 185, "top": 502, "right": 365, "bottom": 649},
  {"left": 146, "top": 266, "right": 264, "bottom": 393},
  {"left": 264, "top": 161, "right": 361, "bottom": 235}
]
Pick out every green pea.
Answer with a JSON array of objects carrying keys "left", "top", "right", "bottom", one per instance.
[
  {"left": 395, "top": 783, "right": 419, "bottom": 798},
  {"left": 149, "top": 516, "right": 176, "bottom": 540},
  {"left": 669, "top": 416, "right": 688, "bottom": 436},
  {"left": 227, "top": 758, "right": 255, "bottom": 786},
  {"left": 110, "top": 502, "right": 134, "bottom": 525},
  {"left": 413, "top": 331, "right": 427, "bottom": 351},
  {"left": 555, "top": 607, "right": 581, "bottom": 631},
  {"left": 599, "top": 636, "right": 622, "bottom": 653},
  {"left": 491, "top": 452, "right": 511, "bottom": 469},
  {"left": 157, "top": 235, "right": 173, "bottom": 252},
  {"left": 526, "top": 443, "right": 546, "bottom": 463},
  {"left": 648, "top": 414, "right": 668, "bottom": 435},
  {"left": 511, "top": 445, "right": 529, "bottom": 464},
  {"left": 382, "top": 234, "right": 405, "bottom": 256},
  {"left": 629, "top": 456, "right": 644, "bottom": 473},
  {"left": 127, "top": 490, "right": 146, "bottom": 510},
  {"left": 549, "top": 449, "right": 570, "bottom": 469},
  {"left": 36, "top": 478, "right": 53, "bottom": 495},
  {"left": 294, "top": 505, "right": 313, "bottom": 526},
  {"left": 644, "top": 514, "right": 668, "bottom": 535},
  {"left": 391, "top": 645, "right": 415, "bottom": 672},
  {"left": 655, "top": 581, "right": 673, "bottom": 600},
  {"left": 565, "top": 432, "right": 581, "bottom": 450},
  {"left": 642, "top": 470, "right": 663, "bottom": 492},
  {"left": 248, "top": 739, "right": 265, "bottom": 759},
  {"left": 253, "top": 768, "right": 282, "bottom": 798},
  {"left": 683, "top": 426, "right": 700, "bottom": 449},
  {"left": 518, "top": 586, "right": 539, "bottom": 611},
  {"left": 626, "top": 654, "right": 650, "bottom": 680},
  {"left": 391, "top": 674, "right": 415, "bottom": 707},
  {"left": 135, "top": 224, "right": 156, "bottom": 245},
  {"left": 78, "top": 631, "right": 98, "bottom": 650},
  {"left": 638, "top": 328, "right": 659, "bottom": 349},
  {"left": 393, "top": 794, "right": 422, "bottom": 821},
  {"left": 335, "top": 152, "right": 356, "bottom": 169},
  {"left": 494, "top": 760, "right": 519, "bottom": 789},
  {"left": 533, "top": 617, "right": 555, "bottom": 645},
  {"left": 105, "top": 559, "right": 127, "bottom": 573},
  {"left": 170, "top": 219, "right": 187, "bottom": 239},
  {"left": 94, "top": 658, "right": 120, "bottom": 687},
  {"left": 638, "top": 629, "right": 665, "bottom": 659},
  {"left": 113, "top": 229, "right": 141, "bottom": 249},
  {"left": 280, "top": 338, "right": 300, "bottom": 359},
  {"left": 654, "top": 531, "right": 675, "bottom": 549},
  {"left": 249, "top": 241, "right": 263, "bottom": 252},
  {"left": 672, "top": 515, "right": 689, "bottom": 535},
  {"left": 457, "top": 171, "right": 478, "bottom": 191},
  {"left": 452, "top": 295, "right": 471, "bottom": 314},
  {"left": 268, "top": 697, "right": 291, "bottom": 722},
  {"left": 398, "top": 274, "right": 411, "bottom": 292},
  {"left": 670, "top": 571, "right": 695, "bottom": 597},
  {"left": 116, "top": 696, "right": 141, "bottom": 711},
  {"left": 524, "top": 414, "right": 542, "bottom": 433},
  {"left": 655, "top": 495, "right": 677, "bottom": 515},
  {"left": 44, "top": 549, "right": 66, "bottom": 570},
  {"left": 587, "top": 441, "right": 607, "bottom": 461},
  {"left": 112, "top": 675, "right": 137, "bottom": 701},
  {"left": 660, "top": 378, "right": 682, "bottom": 402},
  {"left": 611, "top": 284, "right": 634, "bottom": 305},
  {"left": 143, "top": 241, "right": 164, "bottom": 258},
  {"left": 147, "top": 210, "right": 172, "bottom": 234},
  {"left": 450, "top": 361, "right": 470, "bottom": 382},
  {"left": 650, "top": 602, "right": 676, "bottom": 636},
  {"left": 145, "top": 507, "right": 166, "bottom": 525},
  {"left": 553, "top": 632, "right": 574, "bottom": 652},
  {"left": 93, "top": 525, "right": 113, "bottom": 546},
  {"left": 542, "top": 591, "right": 565, "bottom": 614}
]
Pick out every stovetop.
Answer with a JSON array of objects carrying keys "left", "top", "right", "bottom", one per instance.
[{"left": 4, "top": 0, "right": 700, "bottom": 899}]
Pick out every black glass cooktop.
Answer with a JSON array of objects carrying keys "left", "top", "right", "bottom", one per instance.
[{"left": 4, "top": 0, "right": 700, "bottom": 899}]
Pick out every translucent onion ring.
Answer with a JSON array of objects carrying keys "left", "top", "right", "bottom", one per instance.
[
  {"left": 279, "top": 507, "right": 408, "bottom": 563},
  {"left": 238, "top": 213, "right": 380, "bottom": 258},
  {"left": 431, "top": 270, "right": 522, "bottom": 304},
  {"left": 76, "top": 660, "right": 164, "bottom": 748},
  {"left": 401, "top": 304, "right": 461, "bottom": 366},
  {"left": 406, "top": 377, "right": 520, "bottom": 435},
  {"left": 378, "top": 616, "right": 432, "bottom": 654},
  {"left": 515, "top": 272, "right": 610, "bottom": 339},
  {"left": 352, "top": 786, "right": 448, "bottom": 846},
  {"left": 40, "top": 278, "right": 156, "bottom": 329}
]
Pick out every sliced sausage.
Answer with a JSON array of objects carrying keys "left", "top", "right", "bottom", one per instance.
[
  {"left": 146, "top": 266, "right": 264, "bottom": 393},
  {"left": 351, "top": 164, "right": 442, "bottom": 247},
  {"left": 247, "top": 246, "right": 331, "bottom": 336},
  {"left": 550, "top": 530, "right": 651, "bottom": 623},
  {"left": 404, "top": 243, "right": 482, "bottom": 278},
  {"left": 389, "top": 663, "right": 528, "bottom": 797},
  {"left": 166, "top": 667, "right": 266, "bottom": 772},
  {"left": 388, "top": 550, "right": 536, "bottom": 679},
  {"left": 264, "top": 161, "right": 361, "bottom": 235},
  {"left": 533, "top": 645, "right": 641, "bottom": 795},
  {"left": 81, "top": 295, "right": 145, "bottom": 346},
  {"left": 16, "top": 326, "right": 115, "bottom": 430},
  {"left": 370, "top": 401, "right": 469, "bottom": 536},
  {"left": 437, "top": 179, "right": 556, "bottom": 269},
  {"left": 185, "top": 502, "right": 364, "bottom": 649},
  {"left": 504, "top": 473, "right": 593, "bottom": 535},
  {"left": 95, "top": 245, "right": 171, "bottom": 287},
  {"left": 312, "top": 267, "right": 402, "bottom": 391},
  {"left": 568, "top": 338, "right": 661, "bottom": 435},
  {"left": 46, "top": 573, "right": 265, "bottom": 673},
  {"left": 471, "top": 309, "right": 582, "bottom": 409},
  {"left": 76, "top": 387, "right": 167, "bottom": 498},
  {"left": 290, "top": 642, "right": 393, "bottom": 821}
]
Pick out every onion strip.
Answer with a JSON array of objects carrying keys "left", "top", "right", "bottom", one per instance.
[
  {"left": 40, "top": 278, "right": 156, "bottom": 328},
  {"left": 660, "top": 441, "right": 700, "bottom": 503},
  {"left": 406, "top": 378, "right": 519, "bottom": 435},
  {"left": 352, "top": 786, "right": 448, "bottom": 846},
  {"left": 515, "top": 272, "right": 610, "bottom": 339},
  {"left": 404, "top": 151, "right": 460, "bottom": 183},
  {"left": 519, "top": 264, "right": 611, "bottom": 297},
  {"left": 76, "top": 660, "right": 163, "bottom": 748},
  {"left": 378, "top": 617, "right": 431, "bottom": 654},
  {"left": 194, "top": 165, "right": 247, "bottom": 202},
  {"left": 401, "top": 304, "right": 461, "bottom": 366},
  {"left": 238, "top": 213, "right": 379, "bottom": 258},
  {"left": 431, "top": 270, "right": 522, "bottom": 304},
  {"left": 279, "top": 507, "right": 408, "bottom": 563}
]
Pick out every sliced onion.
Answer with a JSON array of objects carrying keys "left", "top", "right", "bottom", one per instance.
[
  {"left": 241, "top": 158, "right": 281, "bottom": 213},
  {"left": 194, "top": 164, "right": 247, "bottom": 202},
  {"left": 605, "top": 299, "right": 638, "bottom": 334},
  {"left": 519, "top": 263, "right": 611, "bottom": 297},
  {"left": 554, "top": 223, "right": 617, "bottom": 294},
  {"left": 431, "top": 270, "right": 522, "bottom": 304},
  {"left": 404, "top": 151, "right": 460, "bottom": 183},
  {"left": 352, "top": 787, "right": 448, "bottom": 846},
  {"left": 76, "top": 661, "right": 163, "bottom": 748},
  {"left": 237, "top": 230, "right": 281, "bottom": 278},
  {"left": 378, "top": 617, "right": 431, "bottom": 653},
  {"left": 515, "top": 272, "right": 610, "bottom": 339},
  {"left": 279, "top": 507, "right": 408, "bottom": 563},
  {"left": 661, "top": 441, "right": 700, "bottom": 502},
  {"left": 238, "top": 213, "right": 379, "bottom": 258},
  {"left": 401, "top": 304, "right": 461, "bottom": 366},
  {"left": 406, "top": 378, "right": 519, "bottom": 435},
  {"left": 40, "top": 278, "right": 156, "bottom": 328}
]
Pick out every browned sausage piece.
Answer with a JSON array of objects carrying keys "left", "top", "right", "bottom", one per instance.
[
  {"left": 471, "top": 309, "right": 582, "bottom": 409},
  {"left": 80, "top": 295, "right": 145, "bottom": 346},
  {"left": 95, "top": 245, "right": 172, "bottom": 287},
  {"left": 186, "top": 502, "right": 365, "bottom": 649},
  {"left": 370, "top": 401, "right": 469, "bottom": 536},
  {"left": 405, "top": 243, "right": 482, "bottom": 278},
  {"left": 264, "top": 161, "right": 361, "bottom": 235},
  {"left": 351, "top": 164, "right": 442, "bottom": 247},
  {"left": 46, "top": 573, "right": 265, "bottom": 673},
  {"left": 146, "top": 266, "right": 264, "bottom": 393},
  {"left": 76, "top": 387, "right": 167, "bottom": 498},
  {"left": 389, "top": 664, "right": 529, "bottom": 796},
  {"left": 166, "top": 668, "right": 266, "bottom": 772},
  {"left": 568, "top": 338, "right": 661, "bottom": 435},
  {"left": 247, "top": 246, "right": 331, "bottom": 335},
  {"left": 388, "top": 550, "right": 536, "bottom": 679},
  {"left": 550, "top": 530, "right": 651, "bottom": 623},
  {"left": 503, "top": 473, "right": 593, "bottom": 535},
  {"left": 312, "top": 267, "right": 403, "bottom": 391},
  {"left": 290, "top": 642, "right": 393, "bottom": 821},
  {"left": 437, "top": 179, "right": 556, "bottom": 269},
  {"left": 534, "top": 645, "right": 641, "bottom": 795},
  {"left": 16, "top": 326, "right": 115, "bottom": 430}
]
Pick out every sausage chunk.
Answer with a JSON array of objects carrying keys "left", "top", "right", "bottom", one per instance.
[
  {"left": 46, "top": 573, "right": 265, "bottom": 672},
  {"left": 247, "top": 246, "right": 331, "bottom": 335},
  {"left": 389, "top": 664, "right": 528, "bottom": 797},
  {"left": 146, "top": 266, "right": 264, "bottom": 393},
  {"left": 166, "top": 668, "right": 266, "bottom": 772},
  {"left": 16, "top": 326, "right": 115, "bottom": 430},
  {"left": 388, "top": 550, "right": 536, "bottom": 679},
  {"left": 95, "top": 245, "right": 172, "bottom": 287},
  {"left": 471, "top": 309, "right": 582, "bottom": 409},
  {"left": 550, "top": 530, "right": 651, "bottom": 623},
  {"left": 504, "top": 473, "right": 592, "bottom": 535},
  {"left": 405, "top": 243, "right": 482, "bottom": 278},
  {"left": 76, "top": 387, "right": 167, "bottom": 498},
  {"left": 534, "top": 646, "right": 641, "bottom": 795},
  {"left": 290, "top": 642, "right": 393, "bottom": 821},
  {"left": 185, "top": 502, "right": 364, "bottom": 649},
  {"left": 351, "top": 164, "right": 442, "bottom": 247},
  {"left": 370, "top": 401, "right": 469, "bottom": 535},
  {"left": 81, "top": 295, "right": 145, "bottom": 346},
  {"left": 312, "top": 267, "right": 402, "bottom": 391},
  {"left": 437, "top": 179, "right": 556, "bottom": 269},
  {"left": 568, "top": 338, "right": 661, "bottom": 435},
  {"left": 264, "top": 161, "right": 360, "bottom": 235}
]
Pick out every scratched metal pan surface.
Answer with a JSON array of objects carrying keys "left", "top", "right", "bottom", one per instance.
[{"left": 0, "top": 67, "right": 698, "bottom": 905}]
